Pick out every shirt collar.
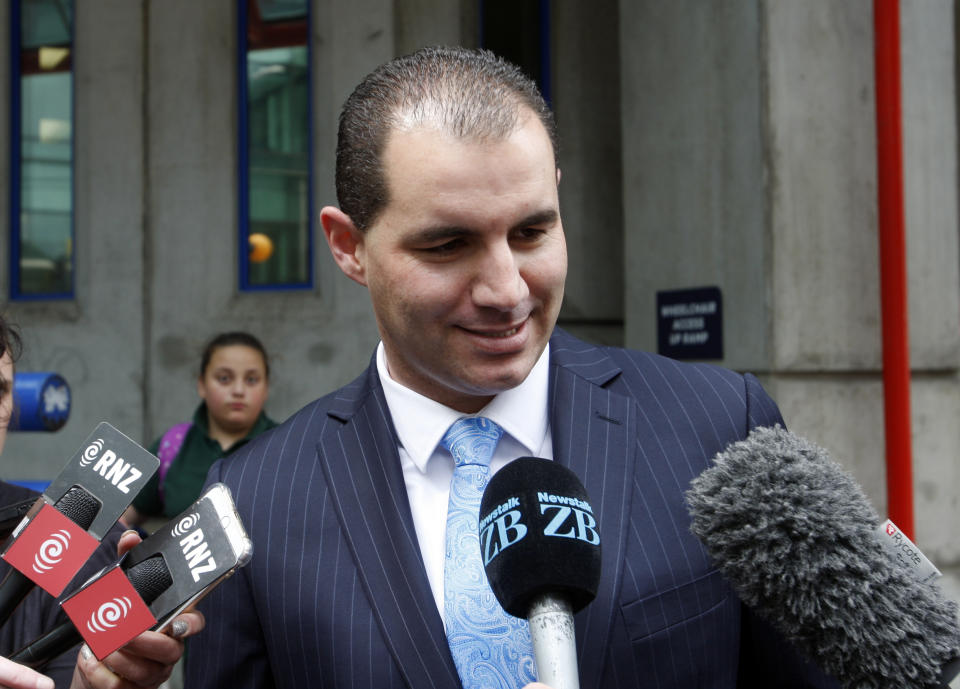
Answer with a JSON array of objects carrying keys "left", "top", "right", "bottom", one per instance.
[{"left": 376, "top": 342, "right": 551, "bottom": 473}]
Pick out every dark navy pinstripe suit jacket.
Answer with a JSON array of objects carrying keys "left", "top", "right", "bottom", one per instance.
[{"left": 184, "top": 329, "right": 838, "bottom": 689}]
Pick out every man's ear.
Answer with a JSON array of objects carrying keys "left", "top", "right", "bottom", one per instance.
[
  {"left": 320, "top": 206, "right": 368, "bottom": 286},
  {"left": 556, "top": 167, "right": 562, "bottom": 186}
]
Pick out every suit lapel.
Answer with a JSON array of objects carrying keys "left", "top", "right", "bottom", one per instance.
[
  {"left": 549, "top": 331, "right": 637, "bottom": 689},
  {"left": 316, "top": 364, "right": 462, "bottom": 689},
  {"left": 314, "top": 333, "right": 636, "bottom": 689}
]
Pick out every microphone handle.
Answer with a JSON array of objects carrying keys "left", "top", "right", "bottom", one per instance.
[
  {"left": 0, "top": 568, "right": 36, "bottom": 627},
  {"left": 528, "top": 593, "right": 580, "bottom": 689},
  {"left": 9, "top": 620, "right": 80, "bottom": 669}
]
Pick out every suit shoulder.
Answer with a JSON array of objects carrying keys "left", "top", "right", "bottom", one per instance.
[
  {"left": 209, "top": 372, "right": 371, "bottom": 485},
  {"left": 557, "top": 331, "right": 745, "bottom": 387},
  {"left": 551, "top": 331, "right": 780, "bottom": 428},
  {"left": 605, "top": 346, "right": 782, "bottom": 430},
  {"left": 551, "top": 328, "right": 748, "bottom": 391},
  {"left": 611, "top": 346, "right": 744, "bottom": 384}
]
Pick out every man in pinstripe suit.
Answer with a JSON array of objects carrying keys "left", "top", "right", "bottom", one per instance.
[{"left": 184, "top": 47, "right": 839, "bottom": 688}]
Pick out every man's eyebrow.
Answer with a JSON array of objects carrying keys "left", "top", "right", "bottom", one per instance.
[
  {"left": 407, "top": 226, "right": 475, "bottom": 244},
  {"left": 408, "top": 209, "right": 560, "bottom": 244},
  {"left": 510, "top": 209, "right": 559, "bottom": 231}
]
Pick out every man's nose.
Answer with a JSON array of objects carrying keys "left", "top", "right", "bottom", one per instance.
[{"left": 471, "top": 245, "right": 529, "bottom": 310}]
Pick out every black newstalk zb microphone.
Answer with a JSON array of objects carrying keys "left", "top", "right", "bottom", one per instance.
[
  {"left": 479, "top": 458, "right": 601, "bottom": 689},
  {"left": 686, "top": 425, "right": 960, "bottom": 689}
]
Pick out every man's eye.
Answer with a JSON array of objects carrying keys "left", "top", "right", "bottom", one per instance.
[
  {"left": 515, "top": 227, "right": 545, "bottom": 241},
  {"left": 422, "top": 239, "right": 464, "bottom": 254}
]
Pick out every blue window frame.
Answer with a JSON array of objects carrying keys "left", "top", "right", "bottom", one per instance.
[
  {"left": 10, "top": 0, "right": 75, "bottom": 299},
  {"left": 238, "top": 0, "right": 313, "bottom": 291}
]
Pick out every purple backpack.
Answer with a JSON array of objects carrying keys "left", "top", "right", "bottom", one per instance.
[{"left": 156, "top": 422, "right": 191, "bottom": 505}]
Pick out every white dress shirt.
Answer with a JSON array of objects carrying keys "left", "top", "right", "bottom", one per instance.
[{"left": 376, "top": 342, "right": 553, "bottom": 619}]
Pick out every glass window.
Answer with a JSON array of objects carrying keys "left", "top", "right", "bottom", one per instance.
[
  {"left": 11, "top": 0, "right": 74, "bottom": 299},
  {"left": 480, "top": 0, "right": 551, "bottom": 105},
  {"left": 239, "top": 0, "right": 312, "bottom": 290}
]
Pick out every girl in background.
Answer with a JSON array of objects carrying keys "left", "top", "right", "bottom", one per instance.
[{"left": 123, "top": 331, "right": 276, "bottom": 527}]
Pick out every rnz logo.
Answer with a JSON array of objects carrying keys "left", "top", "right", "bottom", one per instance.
[
  {"left": 32, "top": 529, "right": 71, "bottom": 575},
  {"left": 174, "top": 514, "right": 218, "bottom": 583},
  {"left": 87, "top": 597, "right": 133, "bottom": 634},
  {"left": 81, "top": 439, "right": 142, "bottom": 494}
]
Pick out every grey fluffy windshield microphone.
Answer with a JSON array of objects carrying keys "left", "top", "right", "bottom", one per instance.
[{"left": 686, "top": 425, "right": 960, "bottom": 689}]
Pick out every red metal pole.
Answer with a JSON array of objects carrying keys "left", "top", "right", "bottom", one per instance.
[{"left": 873, "top": 0, "right": 914, "bottom": 537}]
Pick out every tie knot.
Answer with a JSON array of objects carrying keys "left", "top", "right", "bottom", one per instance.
[{"left": 441, "top": 417, "right": 503, "bottom": 468}]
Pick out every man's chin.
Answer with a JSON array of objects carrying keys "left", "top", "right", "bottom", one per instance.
[{"left": 463, "top": 366, "right": 535, "bottom": 397}]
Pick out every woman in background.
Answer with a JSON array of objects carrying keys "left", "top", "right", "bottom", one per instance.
[
  {"left": 123, "top": 331, "right": 276, "bottom": 526},
  {"left": 0, "top": 314, "right": 203, "bottom": 689}
]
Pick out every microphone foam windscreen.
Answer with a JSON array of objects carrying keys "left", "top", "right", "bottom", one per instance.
[
  {"left": 125, "top": 555, "right": 174, "bottom": 606},
  {"left": 53, "top": 486, "right": 100, "bottom": 530},
  {"left": 686, "top": 424, "right": 960, "bottom": 689},
  {"left": 480, "top": 457, "right": 601, "bottom": 618}
]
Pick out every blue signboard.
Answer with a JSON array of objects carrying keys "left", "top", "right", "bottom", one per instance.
[{"left": 657, "top": 287, "right": 723, "bottom": 360}]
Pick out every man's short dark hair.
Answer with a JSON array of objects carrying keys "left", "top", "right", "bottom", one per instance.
[{"left": 335, "top": 45, "right": 559, "bottom": 231}]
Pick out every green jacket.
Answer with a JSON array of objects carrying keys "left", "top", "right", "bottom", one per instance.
[{"left": 132, "top": 402, "right": 277, "bottom": 519}]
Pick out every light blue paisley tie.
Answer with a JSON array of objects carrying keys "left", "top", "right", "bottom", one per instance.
[{"left": 442, "top": 417, "right": 536, "bottom": 689}]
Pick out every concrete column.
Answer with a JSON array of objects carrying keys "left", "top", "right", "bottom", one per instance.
[
  {"left": 619, "top": 0, "right": 960, "bottom": 588},
  {"left": 620, "top": 0, "right": 771, "bottom": 371},
  {"left": 553, "top": 0, "right": 625, "bottom": 347},
  {"left": 2, "top": 0, "right": 147, "bottom": 477}
]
